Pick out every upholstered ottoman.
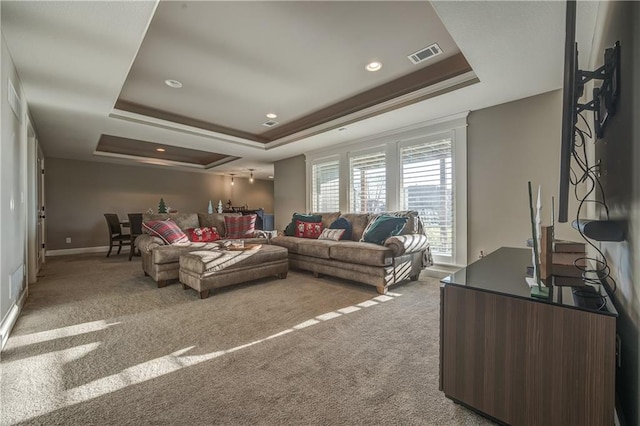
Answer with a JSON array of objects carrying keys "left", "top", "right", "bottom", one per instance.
[{"left": 178, "top": 244, "right": 288, "bottom": 299}]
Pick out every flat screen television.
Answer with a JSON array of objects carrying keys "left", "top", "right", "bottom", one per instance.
[{"left": 558, "top": 0, "right": 578, "bottom": 223}]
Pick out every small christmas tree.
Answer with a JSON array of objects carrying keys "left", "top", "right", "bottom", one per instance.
[{"left": 158, "top": 198, "right": 168, "bottom": 213}]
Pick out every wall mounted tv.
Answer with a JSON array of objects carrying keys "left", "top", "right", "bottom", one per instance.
[{"left": 557, "top": 0, "right": 620, "bottom": 225}]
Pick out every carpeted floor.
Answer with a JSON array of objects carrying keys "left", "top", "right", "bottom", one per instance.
[{"left": 0, "top": 254, "right": 494, "bottom": 425}]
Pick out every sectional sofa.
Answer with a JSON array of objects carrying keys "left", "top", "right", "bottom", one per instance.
[
  {"left": 271, "top": 211, "right": 432, "bottom": 294},
  {"left": 135, "top": 212, "right": 268, "bottom": 287}
]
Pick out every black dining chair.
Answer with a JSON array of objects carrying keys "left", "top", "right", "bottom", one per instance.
[
  {"left": 127, "top": 213, "right": 143, "bottom": 261},
  {"left": 104, "top": 213, "right": 131, "bottom": 257}
]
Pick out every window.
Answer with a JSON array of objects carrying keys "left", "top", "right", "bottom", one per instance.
[
  {"left": 306, "top": 113, "right": 467, "bottom": 265},
  {"left": 311, "top": 159, "right": 340, "bottom": 212},
  {"left": 400, "top": 138, "right": 453, "bottom": 257},
  {"left": 349, "top": 151, "right": 386, "bottom": 213}
]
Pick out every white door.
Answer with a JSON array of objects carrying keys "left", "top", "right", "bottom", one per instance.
[{"left": 37, "top": 154, "right": 45, "bottom": 271}]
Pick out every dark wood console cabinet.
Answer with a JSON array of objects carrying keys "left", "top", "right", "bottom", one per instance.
[{"left": 440, "top": 247, "right": 617, "bottom": 425}]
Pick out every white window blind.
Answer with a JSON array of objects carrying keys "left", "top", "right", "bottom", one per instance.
[
  {"left": 349, "top": 151, "right": 386, "bottom": 213},
  {"left": 400, "top": 138, "right": 453, "bottom": 256},
  {"left": 311, "top": 160, "right": 340, "bottom": 212}
]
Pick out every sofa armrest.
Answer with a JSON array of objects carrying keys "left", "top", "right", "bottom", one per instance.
[
  {"left": 135, "top": 234, "right": 166, "bottom": 253},
  {"left": 384, "top": 234, "right": 429, "bottom": 257}
]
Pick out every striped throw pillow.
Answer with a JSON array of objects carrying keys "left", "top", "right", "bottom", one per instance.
[
  {"left": 224, "top": 214, "right": 257, "bottom": 239},
  {"left": 318, "top": 228, "right": 345, "bottom": 241},
  {"left": 142, "top": 219, "right": 189, "bottom": 244}
]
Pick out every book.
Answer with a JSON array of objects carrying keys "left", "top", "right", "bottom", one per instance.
[
  {"left": 552, "top": 252, "right": 587, "bottom": 266},
  {"left": 552, "top": 263, "right": 584, "bottom": 278},
  {"left": 552, "top": 239, "right": 586, "bottom": 253},
  {"left": 551, "top": 275, "right": 586, "bottom": 287}
]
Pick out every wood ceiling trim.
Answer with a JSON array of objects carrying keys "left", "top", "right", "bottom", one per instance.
[
  {"left": 114, "top": 53, "right": 472, "bottom": 144},
  {"left": 261, "top": 53, "right": 472, "bottom": 140},
  {"left": 112, "top": 100, "right": 268, "bottom": 143},
  {"left": 96, "top": 134, "right": 231, "bottom": 166}
]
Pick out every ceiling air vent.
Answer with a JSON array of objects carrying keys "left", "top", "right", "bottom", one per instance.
[
  {"left": 408, "top": 43, "right": 443, "bottom": 65},
  {"left": 262, "top": 120, "right": 279, "bottom": 127}
]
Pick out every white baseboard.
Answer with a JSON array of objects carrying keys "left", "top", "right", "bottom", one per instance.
[
  {"left": 46, "top": 245, "right": 132, "bottom": 257},
  {"left": 0, "top": 287, "right": 28, "bottom": 354}
]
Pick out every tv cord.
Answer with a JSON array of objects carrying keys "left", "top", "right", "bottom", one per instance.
[{"left": 568, "top": 112, "right": 617, "bottom": 294}]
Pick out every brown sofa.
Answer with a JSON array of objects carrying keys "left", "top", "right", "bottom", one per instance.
[
  {"left": 135, "top": 212, "right": 268, "bottom": 287},
  {"left": 271, "top": 211, "right": 432, "bottom": 294}
]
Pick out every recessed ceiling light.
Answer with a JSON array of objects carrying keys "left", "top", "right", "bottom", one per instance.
[
  {"left": 268, "top": 175, "right": 274, "bottom": 179},
  {"left": 164, "top": 79, "right": 182, "bottom": 88},
  {"left": 266, "top": 113, "right": 277, "bottom": 119},
  {"left": 365, "top": 61, "right": 382, "bottom": 72},
  {"left": 156, "top": 148, "right": 165, "bottom": 152}
]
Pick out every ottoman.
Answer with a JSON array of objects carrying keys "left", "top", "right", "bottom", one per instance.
[{"left": 178, "top": 244, "right": 288, "bottom": 299}]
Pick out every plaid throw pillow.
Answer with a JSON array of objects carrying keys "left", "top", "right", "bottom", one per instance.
[
  {"left": 142, "top": 219, "right": 189, "bottom": 244},
  {"left": 186, "top": 227, "right": 220, "bottom": 243},
  {"left": 224, "top": 214, "right": 257, "bottom": 239},
  {"left": 295, "top": 220, "right": 323, "bottom": 239}
]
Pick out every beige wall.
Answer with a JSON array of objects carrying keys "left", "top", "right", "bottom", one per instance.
[
  {"left": 45, "top": 158, "right": 274, "bottom": 250},
  {"left": 1, "top": 35, "right": 28, "bottom": 326},
  {"left": 273, "top": 155, "right": 306, "bottom": 231},
  {"left": 590, "top": 2, "right": 639, "bottom": 424},
  {"left": 467, "top": 89, "right": 579, "bottom": 260}
]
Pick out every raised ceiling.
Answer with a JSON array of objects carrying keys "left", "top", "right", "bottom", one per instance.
[
  {"left": 115, "top": 1, "right": 471, "bottom": 145},
  {"left": 1, "top": 1, "right": 600, "bottom": 179}
]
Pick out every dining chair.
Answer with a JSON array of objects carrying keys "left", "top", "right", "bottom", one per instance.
[
  {"left": 104, "top": 213, "right": 131, "bottom": 257},
  {"left": 127, "top": 213, "right": 143, "bottom": 261}
]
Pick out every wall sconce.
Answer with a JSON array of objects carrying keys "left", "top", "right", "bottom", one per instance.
[
  {"left": 230, "top": 173, "right": 235, "bottom": 186},
  {"left": 249, "top": 169, "right": 254, "bottom": 183}
]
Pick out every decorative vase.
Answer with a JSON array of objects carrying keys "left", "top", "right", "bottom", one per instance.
[{"left": 208, "top": 200, "right": 213, "bottom": 214}]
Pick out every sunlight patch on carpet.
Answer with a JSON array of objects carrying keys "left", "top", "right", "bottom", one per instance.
[
  {"left": 8, "top": 320, "right": 120, "bottom": 348},
  {"left": 4, "top": 292, "right": 401, "bottom": 424}
]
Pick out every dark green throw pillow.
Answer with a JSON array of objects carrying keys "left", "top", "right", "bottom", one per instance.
[
  {"left": 284, "top": 213, "right": 323, "bottom": 236},
  {"left": 362, "top": 216, "right": 408, "bottom": 245}
]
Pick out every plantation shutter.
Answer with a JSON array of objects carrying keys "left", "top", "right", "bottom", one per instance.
[
  {"left": 349, "top": 151, "right": 386, "bottom": 213},
  {"left": 400, "top": 138, "right": 453, "bottom": 256},
  {"left": 312, "top": 160, "right": 340, "bottom": 212}
]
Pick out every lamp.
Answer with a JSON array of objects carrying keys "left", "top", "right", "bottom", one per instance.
[
  {"left": 249, "top": 169, "right": 254, "bottom": 183},
  {"left": 230, "top": 173, "right": 235, "bottom": 186}
]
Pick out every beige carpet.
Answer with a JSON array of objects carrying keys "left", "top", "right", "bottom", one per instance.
[{"left": 0, "top": 254, "right": 494, "bottom": 426}]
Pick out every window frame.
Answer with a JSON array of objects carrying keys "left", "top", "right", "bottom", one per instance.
[
  {"left": 305, "top": 112, "right": 468, "bottom": 266},
  {"left": 347, "top": 145, "right": 387, "bottom": 214},
  {"left": 309, "top": 156, "right": 341, "bottom": 214}
]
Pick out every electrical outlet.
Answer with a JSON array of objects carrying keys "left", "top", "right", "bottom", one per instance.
[
  {"left": 65, "top": 237, "right": 71, "bottom": 244},
  {"left": 616, "top": 334, "right": 622, "bottom": 368}
]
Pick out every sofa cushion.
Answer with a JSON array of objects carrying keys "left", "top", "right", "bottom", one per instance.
[
  {"left": 143, "top": 220, "right": 189, "bottom": 244},
  {"left": 270, "top": 236, "right": 303, "bottom": 254},
  {"left": 295, "top": 220, "right": 323, "bottom": 239},
  {"left": 310, "top": 212, "right": 341, "bottom": 230},
  {"left": 338, "top": 214, "right": 370, "bottom": 241},
  {"left": 186, "top": 227, "right": 221, "bottom": 243},
  {"left": 142, "top": 213, "right": 199, "bottom": 233},
  {"left": 361, "top": 215, "right": 408, "bottom": 245},
  {"left": 198, "top": 212, "right": 242, "bottom": 238},
  {"left": 318, "top": 228, "right": 345, "bottom": 241},
  {"left": 329, "top": 217, "right": 352, "bottom": 240},
  {"left": 151, "top": 241, "right": 221, "bottom": 264},
  {"left": 329, "top": 241, "right": 393, "bottom": 267},
  {"left": 224, "top": 214, "right": 257, "bottom": 239},
  {"left": 284, "top": 213, "right": 322, "bottom": 236},
  {"left": 296, "top": 239, "right": 336, "bottom": 259}
]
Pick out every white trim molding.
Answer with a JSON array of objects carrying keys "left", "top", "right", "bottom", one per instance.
[
  {"left": 46, "top": 246, "right": 131, "bottom": 257},
  {"left": 0, "top": 287, "right": 28, "bottom": 353}
]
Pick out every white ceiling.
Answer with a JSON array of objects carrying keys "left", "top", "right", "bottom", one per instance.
[{"left": 1, "top": 1, "right": 599, "bottom": 180}]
